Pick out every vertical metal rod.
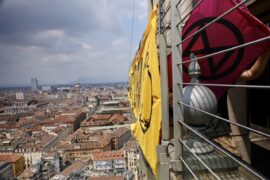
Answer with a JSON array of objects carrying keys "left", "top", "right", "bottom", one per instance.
[
  {"left": 159, "top": 0, "right": 170, "bottom": 141},
  {"left": 172, "top": 0, "right": 184, "bottom": 173}
]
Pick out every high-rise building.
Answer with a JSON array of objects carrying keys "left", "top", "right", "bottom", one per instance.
[{"left": 31, "top": 77, "right": 39, "bottom": 91}]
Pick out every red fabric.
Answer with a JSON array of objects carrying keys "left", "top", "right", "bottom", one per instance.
[{"left": 168, "top": 0, "right": 270, "bottom": 99}]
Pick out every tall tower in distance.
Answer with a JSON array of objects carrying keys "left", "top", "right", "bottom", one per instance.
[
  {"left": 31, "top": 77, "right": 39, "bottom": 91},
  {"left": 74, "top": 83, "right": 80, "bottom": 96}
]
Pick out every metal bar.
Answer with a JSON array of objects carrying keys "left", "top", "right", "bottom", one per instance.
[
  {"left": 178, "top": 0, "right": 194, "bottom": 20},
  {"left": 178, "top": 120, "right": 267, "bottom": 180},
  {"left": 159, "top": 9, "right": 171, "bottom": 34},
  {"left": 176, "top": 0, "right": 191, "bottom": 8},
  {"left": 165, "top": 3, "right": 171, "bottom": 15},
  {"left": 178, "top": 36, "right": 270, "bottom": 65},
  {"left": 157, "top": 145, "right": 170, "bottom": 180},
  {"left": 172, "top": 0, "right": 184, "bottom": 172},
  {"left": 177, "top": 82, "right": 270, "bottom": 89},
  {"left": 159, "top": 1, "right": 171, "bottom": 34},
  {"left": 179, "top": 0, "right": 250, "bottom": 45},
  {"left": 159, "top": 0, "right": 170, "bottom": 141},
  {"left": 179, "top": 138, "right": 221, "bottom": 180},
  {"left": 177, "top": 0, "right": 204, "bottom": 26},
  {"left": 160, "top": 1, "right": 171, "bottom": 22},
  {"left": 179, "top": 156, "right": 200, "bottom": 180},
  {"left": 160, "top": 0, "right": 166, "bottom": 6},
  {"left": 175, "top": 0, "right": 184, "bottom": 9},
  {"left": 158, "top": 0, "right": 163, "bottom": 34},
  {"left": 178, "top": 101, "right": 270, "bottom": 138},
  {"left": 166, "top": 20, "right": 171, "bottom": 29}
]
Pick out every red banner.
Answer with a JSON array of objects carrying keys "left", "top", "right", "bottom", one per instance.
[{"left": 168, "top": 0, "right": 270, "bottom": 99}]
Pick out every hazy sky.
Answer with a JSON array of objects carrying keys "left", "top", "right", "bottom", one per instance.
[{"left": 0, "top": 0, "right": 147, "bottom": 86}]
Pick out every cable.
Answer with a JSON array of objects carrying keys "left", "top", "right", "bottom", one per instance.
[
  {"left": 177, "top": 101, "right": 270, "bottom": 139},
  {"left": 168, "top": 0, "right": 269, "bottom": 179},
  {"left": 178, "top": 0, "right": 250, "bottom": 45},
  {"left": 128, "top": 0, "right": 136, "bottom": 76},
  {"left": 176, "top": 0, "right": 204, "bottom": 26},
  {"left": 177, "top": 82, "right": 270, "bottom": 90},
  {"left": 179, "top": 137, "right": 221, "bottom": 179},
  {"left": 178, "top": 121, "right": 267, "bottom": 180},
  {"left": 178, "top": 36, "right": 270, "bottom": 65}
]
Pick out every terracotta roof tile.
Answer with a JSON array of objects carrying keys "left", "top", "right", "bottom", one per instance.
[
  {"left": 60, "top": 159, "right": 88, "bottom": 176},
  {"left": 109, "top": 113, "right": 126, "bottom": 122},
  {"left": 0, "top": 154, "right": 24, "bottom": 163}
]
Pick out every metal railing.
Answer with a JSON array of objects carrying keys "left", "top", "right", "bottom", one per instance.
[{"left": 157, "top": 0, "right": 270, "bottom": 179}]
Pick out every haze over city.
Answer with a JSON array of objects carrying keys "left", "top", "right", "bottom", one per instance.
[{"left": 0, "top": 0, "right": 147, "bottom": 86}]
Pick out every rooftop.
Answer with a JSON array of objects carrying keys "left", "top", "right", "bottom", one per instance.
[
  {"left": 0, "top": 154, "right": 24, "bottom": 163},
  {"left": 60, "top": 159, "right": 88, "bottom": 177},
  {"left": 111, "top": 127, "right": 130, "bottom": 138},
  {"left": 93, "top": 150, "right": 125, "bottom": 161}
]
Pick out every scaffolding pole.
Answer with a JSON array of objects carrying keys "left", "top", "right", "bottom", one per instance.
[{"left": 172, "top": 0, "right": 184, "bottom": 174}]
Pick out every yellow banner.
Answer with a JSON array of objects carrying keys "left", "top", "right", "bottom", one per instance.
[{"left": 128, "top": 5, "right": 161, "bottom": 176}]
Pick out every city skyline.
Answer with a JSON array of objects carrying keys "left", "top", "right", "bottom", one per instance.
[
  {"left": 0, "top": 77, "right": 128, "bottom": 88},
  {"left": 0, "top": 82, "right": 136, "bottom": 179},
  {"left": 0, "top": 0, "right": 147, "bottom": 86}
]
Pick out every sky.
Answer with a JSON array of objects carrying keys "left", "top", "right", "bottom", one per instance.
[{"left": 0, "top": 0, "right": 148, "bottom": 86}]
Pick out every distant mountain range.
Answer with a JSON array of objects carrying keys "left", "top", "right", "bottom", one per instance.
[
  {"left": 71, "top": 76, "right": 98, "bottom": 84},
  {"left": 71, "top": 76, "right": 127, "bottom": 85}
]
